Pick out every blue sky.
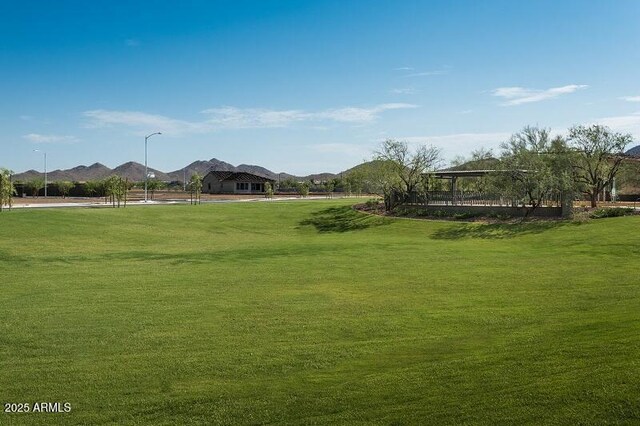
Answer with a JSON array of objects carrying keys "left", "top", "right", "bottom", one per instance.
[{"left": 3, "top": 0, "right": 640, "bottom": 175}]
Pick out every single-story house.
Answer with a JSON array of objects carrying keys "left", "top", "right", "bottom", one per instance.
[{"left": 202, "top": 171, "right": 275, "bottom": 194}]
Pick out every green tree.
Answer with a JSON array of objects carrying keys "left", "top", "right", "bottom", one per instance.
[
  {"left": 343, "top": 179, "right": 352, "bottom": 196},
  {"left": 0, "top": 168, "right": 15, "bottom": 211},
  {"left": 146, "top": 178, "right": 165, "bottom": 200},
  {"left": 104, "top": 175, "right": 129, "bottom": 207},
  {"left": 297, "top": 181, "right": 309, "bottom": 198},
  {"left": 264, "top": 181, "right": 274, "bottom": 199},
  {"left": 373, "top": 139, "right": 442, "bottom": 211},
  {"left": 189, "top": 173, "right": 202, "bottom": 204},
  {"left": 449, "top": 148, "right": 497, "bottom": 192},
  {"left": 567, "top": 124, "right": 632, "bottom": 207},
  {"left": 84, "top": 180, "right": 103, "bottom": 197},
  {"left": 492, "top": 126, "right": 573, "bottom": 216},
  {"left": 346, "top": 169, "right": 364, "bottom": 197},
  {"left": 280, "top": 178, "right": 297, "bottom": 192},
  {"left": 55, "top": 181, "right": 74, "bottom": 198},
  {"left": 323, "top": 180, "right": 335, "bottom": 199},
  {"left": 617, "top": 161, "right": 640, "bottom": 194},
  {"left": 361, "top": 160, "right": 398, "bottom": 210},
  {"left": 26, "top": 178, "right": 45, "bottom": 197}
]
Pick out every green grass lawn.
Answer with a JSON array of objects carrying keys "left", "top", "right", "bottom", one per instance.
[{"left": 1, "top": 200, "right": 639, "bottom": 424}]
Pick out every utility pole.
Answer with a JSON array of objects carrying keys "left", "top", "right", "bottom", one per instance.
[
  {"left": 33, "top": 149, "right": 47, "bottom": 197},
  {"left": 144, "top": 132, "right": 162, "bottom": 202}
]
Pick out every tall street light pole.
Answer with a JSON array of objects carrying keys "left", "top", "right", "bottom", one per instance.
[
  {"left": 144, "top": 132, "right": 162, "bottom": 202},
  {"left": 33, "top": 149, "right": 47, "bottom": 198}
]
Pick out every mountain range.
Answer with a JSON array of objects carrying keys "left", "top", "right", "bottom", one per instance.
[{"left": 12, "top": 158, "right": 343, "bottom": 183}]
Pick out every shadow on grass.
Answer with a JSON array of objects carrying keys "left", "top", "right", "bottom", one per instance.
[
  {"left": 299, "top": 206, "right": 389, "bottom": 233},
  {"left": 2, "top": 244, "right": 342, "bottom": 267},
  {"left": 430, "top": 220, "right": 576, "bottom": 240}
]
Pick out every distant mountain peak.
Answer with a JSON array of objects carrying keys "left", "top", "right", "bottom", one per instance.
[{"left": 13, "top": 157, "right": 343, "bottom": 183}]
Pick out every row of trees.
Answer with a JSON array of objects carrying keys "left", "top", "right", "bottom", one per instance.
[
  {"left": 18, "top": 179, "right": 77, "bottom": 198},
  {"left": 2, "top": 173, "right": 206, "bottom": 208},
  {"left": 277, "top": 173, "right": 372, "bottom": 197},
  {"left": 366, "top": 124, "right": 634, "bottom": 212},
  {"left": 495, "top": 125, "right": 632, "bottom": 209},
  {"left": 16, "top": 178, "right": 169, "bottom": 199},
  {"left": 15, "top": 172, "right": 374, "bottom": 201}
]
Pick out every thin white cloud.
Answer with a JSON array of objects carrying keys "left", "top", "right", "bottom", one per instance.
[
  {"left": 310, "top": 143, "right": 369, "bottom": 157},
  {"left": 390, "top": 88, "right": 418, "bottom": 95},
  {"left": 310, "top": 103, "right": 418, "bottom": 123},
  {"left": 393, "top": 67, "right": 414, "bottom": 71},
  {"left": 125, "top": 39, "right": 140, "bottom": 47},
  {"left": 202, "top": 104, "right": 418, "bottom": 126},
  {"left": 404, "top": 132, "right": 511, "bottom": 146},
  {"left": 619, "top": 96, "right": 640, "bottom": 102},
  {"left": 401, "top": 132, "right": 512, "bottom": 161},
  {"left": 23, "top": 133, "right": 79, "bottom": 144},
  {"left": 404, "top": 70, "right": 447, "bottom": 78},
  {"left": 492, "top": 84, "right": 588, "bottom": 106},
  {"left": 84, "top": 110, "right": 208, "bottom": 135},
  {"left": 84, "top": 103, "right": 419, "bottom": 135},
  {"left": 201, "top": 107, "right": 307, "bottom": 128},
  {"left": 596, "top": 111, "right": 640, "bottom": 140}
]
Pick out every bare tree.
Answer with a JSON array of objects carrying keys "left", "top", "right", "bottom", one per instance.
[{"left": 568, "top": 124, "right": 632, "bottom": 207}]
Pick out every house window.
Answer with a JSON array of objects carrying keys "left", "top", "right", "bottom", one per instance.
[
  {"left": 251, "top": 183, "right": 263, "bottom": 191},
  {"left": 207, "top": 183, "right": 211, "bottom": 190},
  {"left": 236, "top": 182, "right": 249, "bottom": 191}
]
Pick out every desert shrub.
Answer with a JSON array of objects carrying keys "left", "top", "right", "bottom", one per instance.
[
  {"left": 589, "top": 207, "right": 633, "bottom": 219},
  {"left": 485, "top": 212, "right": 514, "bottom": 220},
  {"left": 392, "top": 206, "right": 412, "bottom": 216},
  {"left": 453, "top": 211, "right": 480, "bottom": 220},
  {"left": 365, "top": 199, "right": 380, "bottom": 208},
  {"left": 400, "top": 208, "right": 483, "bottom": 220}
]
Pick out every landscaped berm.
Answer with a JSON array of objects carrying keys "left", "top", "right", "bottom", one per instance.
[{"left": 2, "top": 200, "right": 639, "bottom": 424}]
